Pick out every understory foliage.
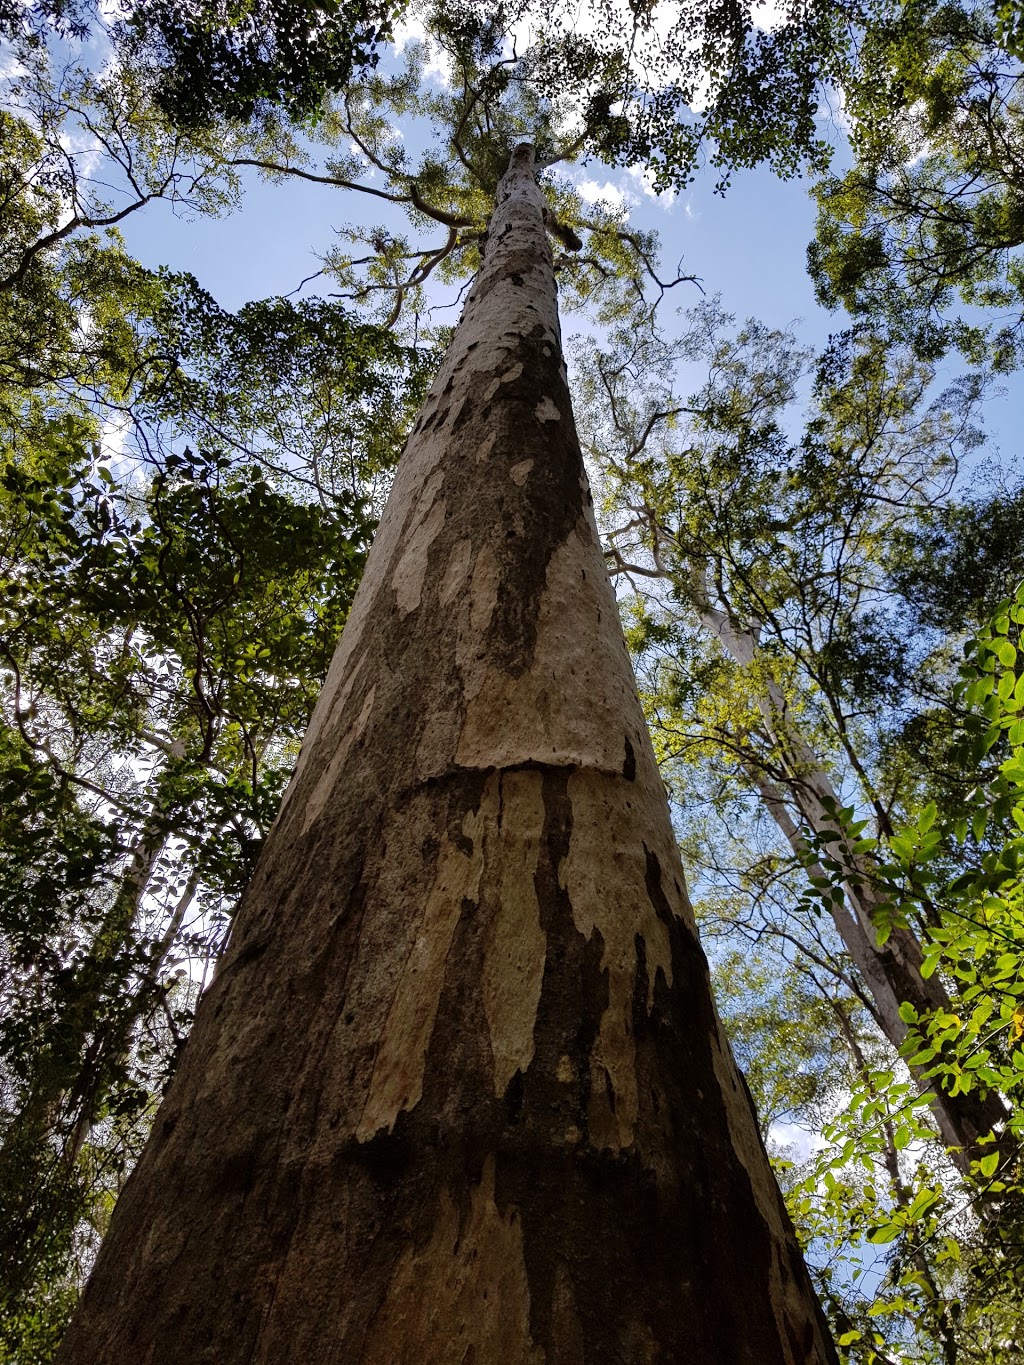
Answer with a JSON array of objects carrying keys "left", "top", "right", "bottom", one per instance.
[
  {"left": 778, "top": 591, "right": 1024, "bottom": 1364},
  {"left": 0, "top": 37, "right": 428, "bottom": 1343},
  {"left": 0, "top": 329, "right": 426, "bottom": 1354}
]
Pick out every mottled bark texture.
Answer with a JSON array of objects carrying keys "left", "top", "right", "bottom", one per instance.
[{"left": 58, "top": 146, "right": 837, "bottom": 1365}]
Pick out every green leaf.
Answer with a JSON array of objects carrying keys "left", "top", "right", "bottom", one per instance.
[
  {"left": 906, "top": 1046, "right": 937, "bottom": 1065},
  {"left": 908, "top": 1187, "right": 938, "bottom": 1220},
  {"left": 866, "top": 1222, "right": 902, "bottom": 1244}
]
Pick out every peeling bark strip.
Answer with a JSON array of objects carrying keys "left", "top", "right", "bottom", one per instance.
[{"left": 59, "top": 146, "right": 837, "bottom": 1365}]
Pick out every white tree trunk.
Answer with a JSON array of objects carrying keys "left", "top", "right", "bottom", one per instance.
[{"left": 693, "top": 587, "right": 1006, "bottom": 1167}]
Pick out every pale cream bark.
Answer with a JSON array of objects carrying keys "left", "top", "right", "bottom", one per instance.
[
  {"left": 57, "top": 145, "right": 836, "bottom": 1365},
  {"left": 691, "top": 582, "right": 1007, "bottom": 1168}
]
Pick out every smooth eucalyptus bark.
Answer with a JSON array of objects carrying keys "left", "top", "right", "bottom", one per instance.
[
  {"left": 58, "top": 146, "right": 836, "bottom": 1365},
  {"left": 694, "top": 589, "right": 1007, "bottom": 1170}
]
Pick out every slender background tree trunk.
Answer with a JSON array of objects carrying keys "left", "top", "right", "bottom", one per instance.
[
  {"left": 57, "top": 145, "right": 836, "bottom": 1365},
  {"left": 694, "top": 591, "right": 1007, "bottom": 1169},
  {"left": 0, "top": 801, "right": 179, "bottom": 1313}
]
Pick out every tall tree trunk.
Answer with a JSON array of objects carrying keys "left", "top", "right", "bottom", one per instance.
[
  {"left": 693, "top": 588, "right": 1007, "bottom": 1170},
  {"left": 57, "top": 145, "right": 835, "bottom": 1365},
  {"left": 0, "top": 736, "right": 189, "bottom": 1178},
  {"left": 0, "top": 812, "right": 170, "bottom": 1307}
]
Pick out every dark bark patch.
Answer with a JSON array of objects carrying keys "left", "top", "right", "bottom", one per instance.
[
  {"left": 622, "top": 736, "right": 636, "bottom": 781},
  {"left": 471, "top": 249, "right": 547, "bottom": 305},
  {"left": 342, "top": 1127, "right": 414, "bottom": 1186},
  {"left": 504, "top": 1070, "right": 525, "bottom": 1126},
  {"left": 644, "top": 846, "right": 675, "bottom": 927},
  {"left": 223, "top": 935, "right": 269, "bottom": 973},
  {"left": 462, "top": 335, "right": 586, "bottom": 678}
]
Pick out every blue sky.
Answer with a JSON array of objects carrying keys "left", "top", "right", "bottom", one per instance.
[
  {"left": 113, "top": 113, "right": 1024, "bottom": 474},
  {"left": 106, "top": 12, "right": 834, "bottom": 336},
  {"left": 117, "top": 143, "right": 829, "bottom": 336}
]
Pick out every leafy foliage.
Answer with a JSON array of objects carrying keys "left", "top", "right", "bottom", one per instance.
[
  {"left": 127, "top": 0, "right": 397, "bottom": 127},
  {"left": 0, "top": 45, "right": 428, "bottom": 1338},
  {"left": 1, "top": 0, "right": 397, "bottom": 129},
  {"left": 805, "top": 2, "right": 1024, "bottom": 366},
  {"left": 771, "top": 589, "right": 1024, "bottom": 1365}
]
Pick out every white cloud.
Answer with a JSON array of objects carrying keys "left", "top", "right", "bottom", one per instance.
[
  {"left": 625, "top": 162, "right": 676, "bottom": 209},
  {"left": 58, "top": 130, "right": 103, "bottom": 180},
  {"left": 392, "top": 14, "right": 452, "bottom": 88},
  {"left": 98, "top": 414, "right": 131, "bottom": 465},
  {"left": 0, "top": 56, "right": 27, "bottom": 83},
  {"left": 816, "top": 82, "right": 854, "bottom": 139},
  {"left": 768, "top": 1119, "right": 829, "bottom": 1163},
  {"left": 750, "top": 0, "right": 791, "bottom": 32},
  {"left": 576, "top": 177, "right": 631, "bottom": 213}
]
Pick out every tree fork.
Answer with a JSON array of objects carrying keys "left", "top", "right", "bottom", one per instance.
[{"left": 57, "top": 145, "right": 836, "bottom": 1365}]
